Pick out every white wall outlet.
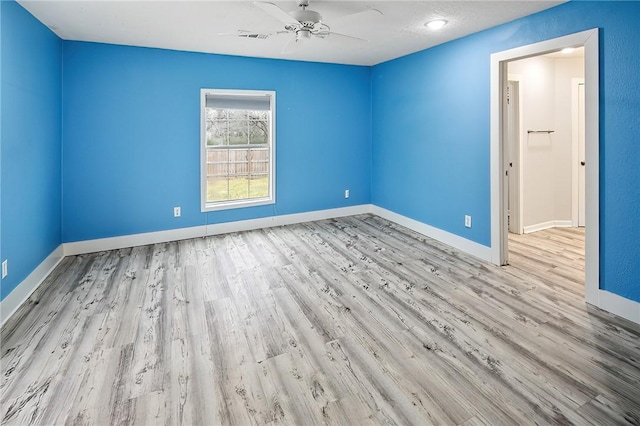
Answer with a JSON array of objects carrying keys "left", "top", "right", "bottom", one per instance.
[
  {"left": 345, "top": 189, "right": 350, "bottom": 199},
  {"left": 2, "top": 260, "right": 7, "bottom": 279},
  {"left": 174, "top": 206, "right": 181, "bottom": 217},
  {"left": 465, "top": 215, "right": 472, "bottom": 228}
]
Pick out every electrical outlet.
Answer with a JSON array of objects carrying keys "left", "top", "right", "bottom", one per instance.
[
  {"left": 345, "top": 189, "right": 350, "bottom": 199},
  {"left": 174, "top": 206, "right": 181, "bottom": 217},
  {"left": 2, "top": 260, "right": 7, "bottom": 279},
  {"left": 465, "top": 215, "right": 472, "bottom": 228}
]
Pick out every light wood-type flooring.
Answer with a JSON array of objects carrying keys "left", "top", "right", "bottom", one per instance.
[{"left": 1, "top": 215, "right": 639, "bottom": 425}]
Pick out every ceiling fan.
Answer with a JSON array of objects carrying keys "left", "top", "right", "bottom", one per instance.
[{"left": 230, "top": 1, "right": 383, "bottom": 53}]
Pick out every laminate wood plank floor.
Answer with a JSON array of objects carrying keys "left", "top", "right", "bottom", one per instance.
[{"left": 2, "top": 215, "right": 639, "bottom": 425}]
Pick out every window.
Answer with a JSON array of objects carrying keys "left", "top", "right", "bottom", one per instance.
[{"left": 201, "top": 89, "right": 275, "bottom": 211}]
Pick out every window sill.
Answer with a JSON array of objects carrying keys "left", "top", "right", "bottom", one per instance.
[{"left": 201, "top": 197, "right": 274, "bottom": 213}]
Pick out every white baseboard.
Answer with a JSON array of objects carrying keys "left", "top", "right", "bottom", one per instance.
[
  {"left": 0, "top": 245, "right": 65, "bottom": 327},
  {"left": 554, "top": 220, "right": 573, "bottom": 228},
  {"left": 64, "top": 205, "right": 373, "bottom": 256},
  {"left": 370, "top": 206, "right": 493, "bottom": 263},
  {"left": 523, "top": 220, "right": 573, "bottom": 234},
  {"left": 595, "top": 289, "right": 640, "bottom": 325}
]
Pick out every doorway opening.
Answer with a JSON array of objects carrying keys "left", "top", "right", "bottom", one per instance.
[
  {"left": 490, "top": 29, "right": 599, "bottom": 305},
  {"left": 505, "top": 48, "right": 584, "bottom": 237}
]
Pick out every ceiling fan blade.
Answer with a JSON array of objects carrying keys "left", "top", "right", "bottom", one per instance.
[
  {"left": 281, "top": 35, "right": 303, "bottom": 54},
  {"left": 217, "top": 30, "right": 253, "bottom": 36},
  {"left": 331, "top": 8, "right": 383, "bottom": 28},
  {"left": 254, "top": 2, "right": 299, "bottom": 27},
  {"left": 319, "top": 31, "right": 368, "bottom": 43}
]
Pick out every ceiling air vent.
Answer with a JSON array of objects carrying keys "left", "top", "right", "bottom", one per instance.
[{"left": 238, "top": 33, "right": 270, "bottom": 40}]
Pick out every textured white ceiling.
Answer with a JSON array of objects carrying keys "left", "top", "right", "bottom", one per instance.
[{"left": 17, "top": 1, "right": 565, "bottom": 66}]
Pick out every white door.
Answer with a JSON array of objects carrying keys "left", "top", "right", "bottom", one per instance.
[
  {"left": 506, "top": 80, "right": 521, "bottom": 233},
  {"left": 578, "top": 82, "right": 586, "bottom": 227}
]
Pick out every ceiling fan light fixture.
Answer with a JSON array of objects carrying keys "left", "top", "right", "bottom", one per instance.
[
  {"left": 297, "top": 29, "right": 311, "bottom": 40},
  {"left": 425, "top": 19, "right": 448, "bottom": 30}
]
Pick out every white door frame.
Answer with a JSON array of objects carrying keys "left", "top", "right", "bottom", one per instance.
[
  {"left": 490, "top": 29, "right": 599, "bottom": 305},
  {"left": 506, "top": 76, "right": 524, "bottom": 234}
]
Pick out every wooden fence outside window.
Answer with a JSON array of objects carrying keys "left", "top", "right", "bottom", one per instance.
[{"left": 206, "top": 145, "right": 269, "bottom": 179}]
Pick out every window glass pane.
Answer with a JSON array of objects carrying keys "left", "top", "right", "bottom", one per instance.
[
  {"left": 248, "top": 111, "right": 268, "bottom": 144},
  {"left": 227, "top": 110, "right": 249, "bottom": 145},
  {"left": 206, "top": 108, "right": 227, "bottom": 146},
  {"left": 207, "top": 149, "right": 230, "bottom": 202},
  {"left": 248, "top": 148, "right": 269, "bottom": 198}
]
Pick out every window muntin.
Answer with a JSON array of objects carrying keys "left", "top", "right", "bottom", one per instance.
[{"left": 201, "top": 90, "right": 275, "bottom": 211}]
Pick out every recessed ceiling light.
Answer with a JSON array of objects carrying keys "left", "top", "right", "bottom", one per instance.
[
  {"left": 561, "top": 47, "right": 576, "bottom": 54},
  {"left": 425, "top": 19, "right": 448, "bottom": 30}
]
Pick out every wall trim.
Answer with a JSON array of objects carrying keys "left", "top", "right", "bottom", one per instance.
[
  {"left": 523, "top": 220, "right": 573, "bottom": 234},
  {"left": 0, "top": 245, "right": 65, "bottom": 327},
  {"left": 595, "top": 290, "right": 640, "bottom": 325},
  {"left": 370, "top": 206, "right": 493, "bottom": 263},
  {"left": 64, "top": 205, "right": 373, "bottom": 256}
]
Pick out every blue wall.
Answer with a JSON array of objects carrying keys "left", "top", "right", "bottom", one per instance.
[
  {"left": 62, "top": 42, "right": 371, "bottom": 242},
  {"left": 371, "top": 1, "right": 640, "bottom": 301},
  {"left": 0, "top": 1, "right": 62, "bottom": 299}
]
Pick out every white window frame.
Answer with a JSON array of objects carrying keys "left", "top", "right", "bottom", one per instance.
[{"left": 200, "top": 89, "right": 276, "bottom": 212}]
